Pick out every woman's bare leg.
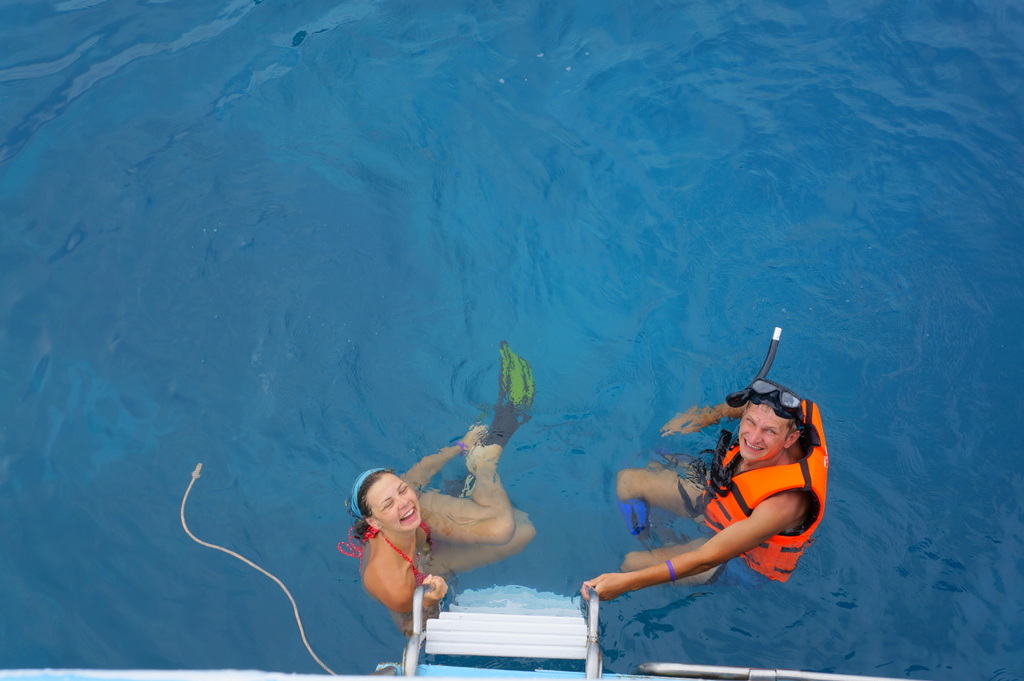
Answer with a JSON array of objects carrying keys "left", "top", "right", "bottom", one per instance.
[
  {"left": 419, "top": 441, "right": 517, "bottom": 545},
  {"left": 428, "top": 509, "right": 536, "bottom": 575}
]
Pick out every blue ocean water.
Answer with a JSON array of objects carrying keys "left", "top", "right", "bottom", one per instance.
[{"left": 1, "top": 0, "right": 1022, "bottom": 679}]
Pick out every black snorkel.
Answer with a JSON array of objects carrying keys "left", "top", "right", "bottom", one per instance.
[
  {"left": 725, "top": 327, "right": 803, "bottom": 422},
  {"left": 753, "top": 326, "right": 782, "bottom": 381},
  {"left": 728, "top": 327, "right": 782, "bottom": 404}
]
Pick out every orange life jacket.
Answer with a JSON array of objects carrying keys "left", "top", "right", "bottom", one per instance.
[{"left": 702, "top": 399, "right": 829, "bottom": 582}]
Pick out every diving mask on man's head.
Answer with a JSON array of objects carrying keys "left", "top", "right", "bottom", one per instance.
[
  {"left": 726, "top": 378, "right": 803, "bottom": 423},
  {"left": 725, "top": 327, "right": 804, "bottom": 424}
]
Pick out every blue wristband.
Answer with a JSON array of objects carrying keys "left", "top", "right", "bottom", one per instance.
[{"left": 665, "top": 560, "right": 677, "bottom": 582}]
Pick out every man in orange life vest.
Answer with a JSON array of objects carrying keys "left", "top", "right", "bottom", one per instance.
[{"left": 583, "top": 334, "right": 828, "bottom": 600}]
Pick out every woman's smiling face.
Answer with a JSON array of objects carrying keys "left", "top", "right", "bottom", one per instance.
[{"left": 364, "top": 473, "right": 421, "bottom": 532}]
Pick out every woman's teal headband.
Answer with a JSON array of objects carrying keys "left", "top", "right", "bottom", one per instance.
[{"left": 349, "top": 467, "right": 387, "bottom": 519}]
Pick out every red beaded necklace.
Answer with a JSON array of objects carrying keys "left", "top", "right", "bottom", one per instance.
[
  {"left": 337, "top": 521, "right": 434, "bottom": 584},
  {"left": 361, "top": 521, "right": 432, "bottom": 578}
]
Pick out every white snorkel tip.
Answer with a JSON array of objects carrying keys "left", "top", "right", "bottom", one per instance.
[{"left": 753, "top": 328, "right": 783, "bottom": 381}]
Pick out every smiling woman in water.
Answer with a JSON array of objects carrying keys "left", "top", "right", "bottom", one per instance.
[{"left": 340, "top": 343, "right": 537, "bottom": 634}]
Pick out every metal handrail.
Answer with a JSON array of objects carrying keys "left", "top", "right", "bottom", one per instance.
[
  {"left": 583, "top": 586, "right": 602, "bottom": 679},
  {"left": 400, "top": 586, "right": 427, "bottom": 676},
  {"left": 633, "top": 662, "right": 932, "bottom": 681}
]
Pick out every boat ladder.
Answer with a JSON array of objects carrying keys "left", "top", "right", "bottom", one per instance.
[{"left": 401, "top": 585, "right": 602, "bottom": 678}]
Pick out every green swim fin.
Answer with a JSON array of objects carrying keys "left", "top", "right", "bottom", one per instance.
[
  {"left": 483, "top": 342, "right": 535, "bottom": 448},
  {"left": 498, "top": 341, "right": 535, "bottom": 413}
]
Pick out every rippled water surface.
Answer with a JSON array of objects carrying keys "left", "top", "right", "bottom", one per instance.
[{"left": 2, "top": 1, "right": 1023, "bottom": 680}]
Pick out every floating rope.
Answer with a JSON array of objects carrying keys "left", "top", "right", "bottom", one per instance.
[{"left": 180, "top": 463, "right": 337, "bottom": 675}]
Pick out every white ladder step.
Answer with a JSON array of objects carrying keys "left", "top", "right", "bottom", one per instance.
[
  {"left": 439, "top": 611, "right": 584, "bottom": 625},
  {"left": 403, "top": 585, "right": 603, "bottom": 678},
  {"left": 424, "top": 612, "right": 588, "bottom": 659}
]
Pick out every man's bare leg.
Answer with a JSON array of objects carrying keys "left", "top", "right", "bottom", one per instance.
[{"left": 616, "top": 465, "right": 702, "bottom": 517}]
